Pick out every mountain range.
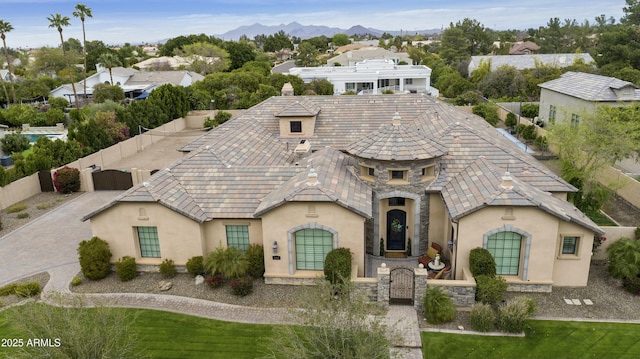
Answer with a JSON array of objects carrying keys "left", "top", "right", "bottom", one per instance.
[{"left": 215, "top": 21, "right": 441, "bottom": 40}]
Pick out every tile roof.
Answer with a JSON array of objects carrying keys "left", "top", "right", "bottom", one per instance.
[
  {"left": 440, "top": 157, "right": 603, "bottom": 234},
  {"left": 346, "top": 112, "right": 447, "bottom": 161},
  {"left": 538, "top": 71, "right": 640, "bottom": 101},
  {"left": 86, "top": 94, "right": 585, "bottom": 229}
]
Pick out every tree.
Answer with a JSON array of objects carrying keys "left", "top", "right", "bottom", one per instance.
[
  {"left": 332, "top": 33, "right": 350, "bottom": 46},
  {"left": 147, "top": 83, "right": 190, "bottom": 120},
  {"left": 225, "top": 41, "right": 255, "bottom": 70},
  {"left": 622, "top": 0, "right": 640, "bottom": 26},
  {"left": 264, "top": 279, "right": 398, "bottom": 359},
  {"left": 1, "top": 133, "right": 30, "bottom": 154},
  {"left": 177, "top": 42, "right": 230, "bottom": 75},
  {"left": 439, "top": 26, "right": 468, "bottom": 65},
  {"left": 92, "top": 83, "right": 124, "bottom": 103},
  {"left": 73, "top": 4, "right": 93, "bottom": 102},
  {"left": 295, "top": 41, "right": 319, "bottom": 67},
  {"left": 96, "top": 52, "right": 122, "bottom": 85},
  {"left": 263, "top": 30, "right": 293, "bottom": 52},
  {"left": 48, "top": 13, "right": 79, "bottom": 109},
  {"left": 305, "top": 79, "right": 333, "bottom": 95},
  {"left": 5, "top": 294, "right": 142, "bottom": 358},
  {"left": 0, "top": 19, "right": 17, "bottom": 104},
  {"left": 477, "top": 65, "right": 526, "bottom": 99}
]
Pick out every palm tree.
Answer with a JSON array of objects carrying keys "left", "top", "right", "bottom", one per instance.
[
  {"left": 0, "top": 19, "right": 15, "bottom": 105},
  {"left": 73, "top": 4, "right": 92, "bottom": 102},
  {"left": 47, "top": 13, "right": 79, "bottom": 108},
  {"left": 97, "top": 52, "right": 122, "bottom": 85}
]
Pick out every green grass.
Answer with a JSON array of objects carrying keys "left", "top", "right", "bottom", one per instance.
[
  {"left": 422, "top": 320, "right": 640, "bottom": 359},
  {"left": 589, "top": 211, "right": 618, "bottom": 226},
  {"left": 0, "top": 307, "right": 278, "bottom": 359}
]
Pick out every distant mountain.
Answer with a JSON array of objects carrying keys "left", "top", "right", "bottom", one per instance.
[{"left": 216, "top": 22, "right": 441, "bottom": 40}]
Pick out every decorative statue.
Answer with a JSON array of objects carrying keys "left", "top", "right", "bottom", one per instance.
[{"left": 434, "top": 254, "right": 441, "bottom": 266}]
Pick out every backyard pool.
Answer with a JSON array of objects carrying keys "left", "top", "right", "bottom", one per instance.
[{"left": 21, "top": 133, "right": 67, "bottom": 143}]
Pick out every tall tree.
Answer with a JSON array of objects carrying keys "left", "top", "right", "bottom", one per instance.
[
  {"left": 73, "top": 3, "right": 93, "bottom": 102},
  {"left": 96, "top": 52, "right": 122, "bottom": 85},
  {"left": 0, "top": 19, "right": 17, "bottom": 105},
  {"left": 48, "top": 13, "right": 79, "bottom": 108},
  {"left": 622, "top": 0, "right": 640, "bottom": 26}
]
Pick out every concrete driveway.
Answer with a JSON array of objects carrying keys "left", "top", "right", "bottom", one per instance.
[{"left": 0, "top": 191, "right": 123, "bottom": 292}]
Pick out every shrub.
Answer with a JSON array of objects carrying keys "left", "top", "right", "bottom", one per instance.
[
  {"left": 469, "top": 247, "right": 497, "bottom": 277},
  {"left": 475, "top": 274, "right": 508, "bottom": 305},
  {"left": 497, "top": 296, "right": 536, "bottom": 333},
  {"left": 214, "top": 111, "right": 232, "bottom": 124},
  {"left": 53, "top": 166, "right": 81, "bottom": 194},
  {"left": 203, "top": 116, "right": 216, "bottom": 129},
  {"left": 521, "top": 124, "right": 537, "bottom": 141},
  {"left": 246, "top": 244, "right": 265, "bottom": 279},
  {"left": 70, "top": 276, "right": 82, "bottom": 286},
  {"left": 115, "top": 256, "right": 137, "bottom": 282},
  {"left": 0, "top": 283, "right": 18, "bottom": 296},
  {"left": 36, "top": 202, "right": 53, "bottom": 210},
  {"left": 15, "top": 282, "right": 41, "bottom": 297},
  {"left": 78, "top": 236, "right": 112, "bottom": 280},
  {"left": 159, "top": 258, "right": 177, "bottom": 278},
  {"left": 204, "top": 246, "right": 248, "bottom": 280},
  {"left": 423, "top": 286, "right": 456, "bottom": 324},
  {"left": 521, "top": 103, "right": 539, "bottom": 119},
  {"left": 1, "top": 133, "right": 31, "bottom": 154},
  {"left": 606, "top": 237, "right": 640, "bottom": 282},
  {"left": 6, "top": 203, "right": 27, "bottom": 213},
  {"left": 470, "top": 302, "right": 495, "bottom": 332},
  {"left": 636, "top": 227, "right": 640, "bottom": 241},
  {"left": 324, "top": 248, "right": 352, "bottom": 286},
  {"left": 472, "top": 103, "right": 499, "bottom": 126},
  {"left": 186, "top": 255, "right": 205, "bottom": 277},
  {"left": 505, "top": 112, "right": 517, "bottom": 128},
  {"left": 230, "top": 276, "right": 254, "bottom": 296},
  {"left": 17, "top": 212, "right": 29, "bottom": 219},
  {"left": 205, "top": 274, "right": 224, "bottom": 288}
]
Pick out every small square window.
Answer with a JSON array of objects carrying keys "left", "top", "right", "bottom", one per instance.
[
  {"left": 391, "top": 170, "right": 405, "bottom": 180},
  {"left": 561, "top": 236, "right": 579, "bottom": 255},
  {"left": 290, "top": 121, "right": 302, "bottom": 133},
  {"left": 368, "top": 167, "right": 375, "bottom": 176}
]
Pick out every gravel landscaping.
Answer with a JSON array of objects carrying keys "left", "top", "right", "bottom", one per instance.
[{"left": 0, "top": 192, "right": 82, "bottom": 238}]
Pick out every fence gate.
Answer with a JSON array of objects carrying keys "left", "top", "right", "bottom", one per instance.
[
  {"left": 38, "top": 170, "right": 55, "bottom": 192},
  {"left": 389, "top": 267, "right": 415, "bottom": 305},
  {"left": 92, "top": 169, "right": 133, "bottom": 191}
]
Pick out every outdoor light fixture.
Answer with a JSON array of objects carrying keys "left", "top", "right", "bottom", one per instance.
[
  {"left": 447, "top": 240, "right": 454, "bottom": 252},
  {"left": 272, "top": 241, "right": 278, "bottom": 254}
]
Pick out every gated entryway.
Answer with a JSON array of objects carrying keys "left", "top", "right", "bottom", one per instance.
[
  {"left": 92, "top": 169, "right": 133, "bottom": 191},
  {"left": 389, "top": 267, "right": 415, "bottom": 305}
]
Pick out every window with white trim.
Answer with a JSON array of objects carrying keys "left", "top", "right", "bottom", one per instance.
[
  {"left": 295, "top": 229, "right": 333, "bottom": 270},
  {"left": 137, "top": 226, "right": 161, "bottom": 258},
  {"left": 226, "top": 225, "right": 250, "bottom": 252},
  {"left": 487, "top": 231, "right": 522, "bottom": 276}
]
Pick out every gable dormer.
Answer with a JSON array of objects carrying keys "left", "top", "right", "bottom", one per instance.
[
  {"left": 276, "top": 100, "right": 321, "bottom": 137},
  {"left": 612, "top": 84, "right": 638, "bottom": 101}
]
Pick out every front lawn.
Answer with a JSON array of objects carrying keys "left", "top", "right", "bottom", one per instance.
[
  {"left": 0, "top": 306, "right": 277, "bottom": 359},
  {"left": 422, "top": 320, "right": 640, "bottom": 359}
]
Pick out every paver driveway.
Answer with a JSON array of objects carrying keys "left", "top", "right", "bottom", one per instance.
[{"left": 0, "top": 191, "right": 123, "bottom": 291}]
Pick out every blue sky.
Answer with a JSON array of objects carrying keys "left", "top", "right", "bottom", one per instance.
[{"left": 0, "top": 0, "right": 625, "bottom": 48}]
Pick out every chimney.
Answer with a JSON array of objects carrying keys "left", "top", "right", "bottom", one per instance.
[
  {"left": 392, "top": 112, "right": 402, "bottom": 126},
  {"left": 500, "top": 171, "right": 513, "bottom": 190},
  {"left": 281, "top": 82, "right": 294, "bottom": 96},
  {"left": 307, "top": 168, "right": 319, "bottom": 186}
]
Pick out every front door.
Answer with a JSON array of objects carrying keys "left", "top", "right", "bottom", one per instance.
[{"left": 386, "top": 209, "right": 406, "bottom": 251}]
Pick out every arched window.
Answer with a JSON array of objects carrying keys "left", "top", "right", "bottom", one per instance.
[
  {"left": 487, "top": 231, "right": 522, "bottom": 276},
  {"left": 295, "top": 228, "right": 333, "bottom": 270}
]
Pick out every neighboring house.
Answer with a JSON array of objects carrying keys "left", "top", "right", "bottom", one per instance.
[
  {"left": 467, "top": 53, "right": 595, "bottom": 74},
  {"left": 326, "top": 48, "right": 412, "bottom": 66},
  {"left": 509, "top": 41, "right": 540, "bottom": 55},
  {"left": 50, "top": 65, "right": 204, "bottom": 103},
  {"left": 0, "top": 69, "right": 16, "bottom": 82},
  {"left": 289, "top": 59, "right": 436, "bottom": 95},
  {"left": 83, "top": 93, "right": 602, "bottom": 290},
  {"left": 133, "top": 56, "right": 191, "bottom": 71},
  {"left": 538, "top": 71, "right": 640, "bottom": 125}
]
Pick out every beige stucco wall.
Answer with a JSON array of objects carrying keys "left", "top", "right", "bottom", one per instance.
[
  {"left": 278, "top": 116, "right": 317, "bottom": 137},
  {"left": 89, "top": 202, "right": 203, "bottom": 265},
  {"left": 202, "top": 219, "right": 263, "bottom": 254},
  {"left": 260, "top": 201, "right": 366, "bottom": 279},
  {"left": 454, "top": 206, "right": 594, "bottom": 287},
  {"left": 428, "top": 194, "right": 451, "bottom": 253}
]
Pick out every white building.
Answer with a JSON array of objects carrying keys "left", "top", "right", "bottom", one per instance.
[{"left": 289, "top": 59, "right": 437, "bottom": 96}]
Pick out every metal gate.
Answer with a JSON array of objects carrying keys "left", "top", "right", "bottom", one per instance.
[
  {"left": 92, "top": 169, "right": 133, "bottom": 191},
  {"left": 389, "top": 267, "right": 415, "bottom": 305},
  {"left": 38, "top": 170, "right": 55, "bottom": 192}
]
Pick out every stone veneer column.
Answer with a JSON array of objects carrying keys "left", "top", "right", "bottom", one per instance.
[
  {"left": 414, "top": 264, "right": 428, "bottom": 311},
  {"left": 377, "top": 263, "right": 390, "bottom": 309}
]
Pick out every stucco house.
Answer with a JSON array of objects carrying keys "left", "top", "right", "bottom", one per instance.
[
  {"left": 538, "top": 71, "right": 640, "bottom": 125},
  {"left": 83, "top": 93, "right": 602, "bottom": 290},
  {"left": 50, "top": 65, "right": 204, "bottom": 104},
  {"left": 326, "top": 48, "right": 412, "bottom": 67},
  {"left": 289, "top": 59, "right": 436, "bottom": 95}
]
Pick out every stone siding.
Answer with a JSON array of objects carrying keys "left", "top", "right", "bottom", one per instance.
[
  {"left": 428, "top": 282, "right": 476, "bottom": 307},
  {"left": 507, "top": 283, "right": 552, "bottom": 293},
  {"left": 354, "top": 280, "right": 378, "bottom": 302}
]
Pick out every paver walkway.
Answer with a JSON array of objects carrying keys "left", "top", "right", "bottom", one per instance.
[{"left": 387, "top": 305, "right": 423, "bottom": 359}]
